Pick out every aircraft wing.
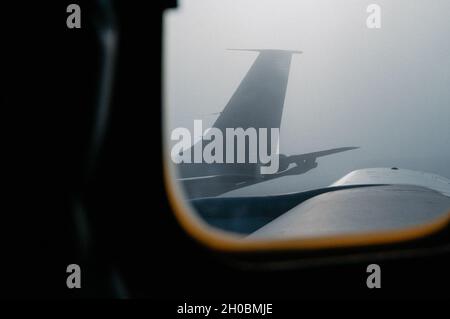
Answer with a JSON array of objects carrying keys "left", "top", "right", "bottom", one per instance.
[
  {"left": 190, "top": 168, "right": 450, "bottom": 235},
  {"left": 248, "top": 168, "right": 450, "bottom": 238},
  {"left": 248, "top": 184, "right": 450, "bottom": 239}
]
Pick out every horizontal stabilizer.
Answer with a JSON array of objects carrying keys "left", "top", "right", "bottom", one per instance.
[{"left": 287, "top": 147, "right": 360, "bottom": 163}]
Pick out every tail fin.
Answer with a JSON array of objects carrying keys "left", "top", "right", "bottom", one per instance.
[{"left": 212, "top": 49, "right": 302, "bottom": 131}]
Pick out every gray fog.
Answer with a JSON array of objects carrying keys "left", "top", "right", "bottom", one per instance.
[{"left": 164, "top": 0, "right": 450, "bottom": 196}]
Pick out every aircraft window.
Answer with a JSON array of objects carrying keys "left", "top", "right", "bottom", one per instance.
[{"left": 163, "top": 0, "right": 450, "bottom": 246}]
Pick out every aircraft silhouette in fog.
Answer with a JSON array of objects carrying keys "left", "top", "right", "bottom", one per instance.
[{"left": 176, "top": 49, "right": 358, "bottom": 199}]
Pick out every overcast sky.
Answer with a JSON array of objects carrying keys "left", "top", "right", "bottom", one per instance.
[{"left": 164, "top": 0, "right": 450, "bottom": 196}]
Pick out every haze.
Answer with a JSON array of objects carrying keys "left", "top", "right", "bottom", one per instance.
[{"left": 164, "top": 0, "right": 450, "bottom": 196}]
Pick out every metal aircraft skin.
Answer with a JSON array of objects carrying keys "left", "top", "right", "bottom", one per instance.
[
  {"left": 248, "top": 168, "right": 450, "bottom": 238},
  {"left": 176, "top": 49, "right": 358, "bottom": 199}
]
